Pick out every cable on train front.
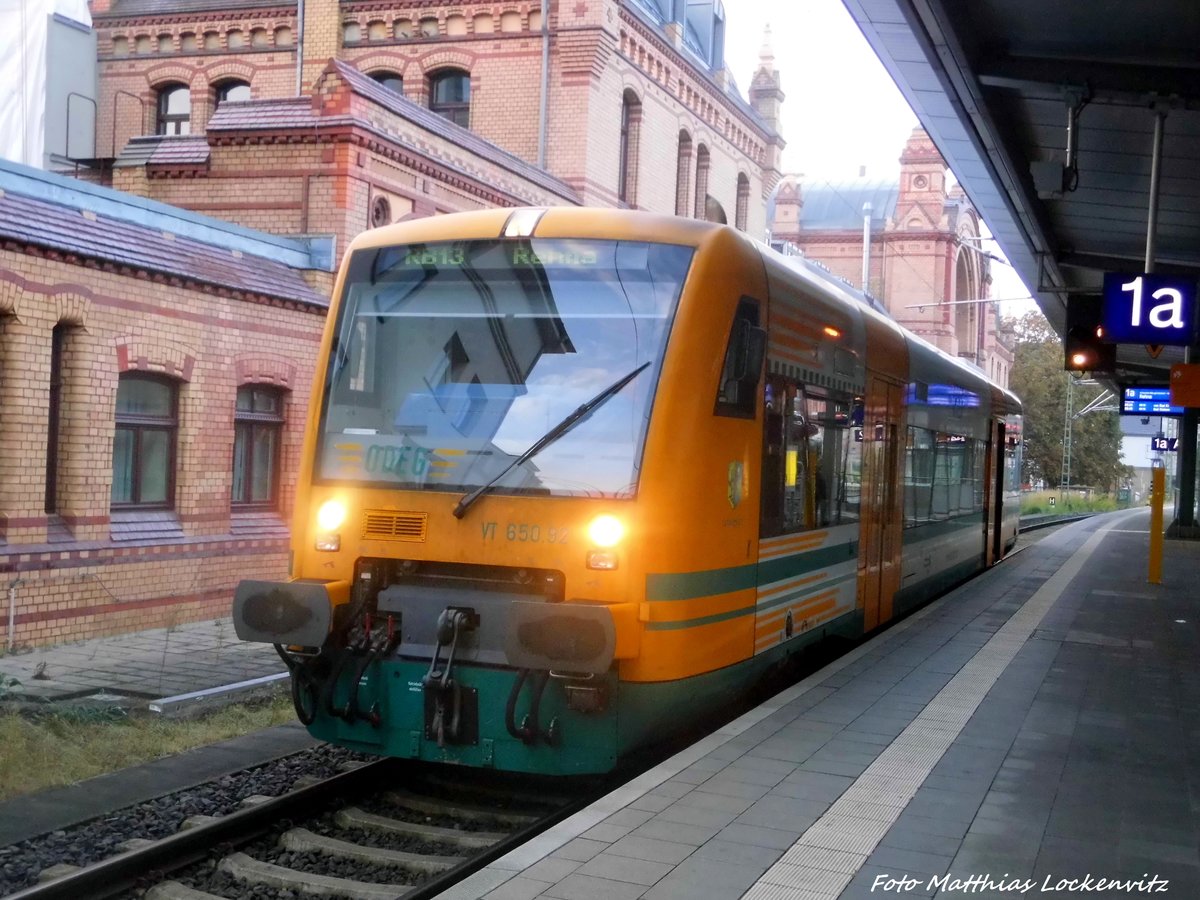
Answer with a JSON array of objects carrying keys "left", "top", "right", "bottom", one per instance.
[{"left": 231, "top": 208, "right": 708, "bottom": 775}]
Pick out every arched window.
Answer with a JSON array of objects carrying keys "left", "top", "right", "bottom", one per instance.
[
  {"left": 370, "top": 71, "right": 404, "bottom": 95},
  {"left": 215, "top": 80, "right": 251, "bottom": 107},
  {"left": 45, "top": 325, "right": 67, "bottom": 514},
  {"left": 429, "top": 69, "right": 470, "bottom": 127},
  {"left": 675, "top": 130, "right": 693, "bottom": 216},
  {"left": 155, "top": 83, "right": 190, "bottom": 135},
  {"left": 618, "top": 89, "right": 642, "bottom": 206},
  {"left": 705, "top": 196, "right": 728, "bottom": 224},
  {"left": 735, "top": 172, "right": 750, "bottom": 231},
  {"left": 693, "top": 144, "right": 710, "bottom": 218},
  {"left": 112, "top": 374, "right": 177, "bottom": 509},
  {"left": 232, "top": 385, "right": 285, "bottom": 508}
]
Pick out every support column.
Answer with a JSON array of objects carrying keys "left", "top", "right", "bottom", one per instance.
[{"left": 1175, "top": 405, "right": 1198, "bottom": 532}]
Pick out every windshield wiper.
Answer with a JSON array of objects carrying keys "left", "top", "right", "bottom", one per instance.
[{"left": 452, "top": 361, "right": 652, "bottom": 519}]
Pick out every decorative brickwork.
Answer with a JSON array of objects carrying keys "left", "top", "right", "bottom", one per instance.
[
  {"left": 235, "top": 354, "right": 298, "bottom": 388},
  {"left": 91, "top": 0, "right": 780, "bottom": 240}
]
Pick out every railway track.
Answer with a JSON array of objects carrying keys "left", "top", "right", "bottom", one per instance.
[{"left": 6, "top": 758, "right": 598, "bottom": 900}]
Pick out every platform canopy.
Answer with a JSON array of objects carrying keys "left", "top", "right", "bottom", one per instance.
[{"left": 843, "top": 0, "right": 1200, "bottom": 387}]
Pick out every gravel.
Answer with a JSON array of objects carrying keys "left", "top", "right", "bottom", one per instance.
[{"left": 0, "top": 743, "right": 370, "bottom": 896}]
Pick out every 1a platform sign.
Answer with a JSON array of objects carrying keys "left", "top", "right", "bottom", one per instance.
[{"left": 1102, "top": 272, "right": 1198, "bottom": 345}]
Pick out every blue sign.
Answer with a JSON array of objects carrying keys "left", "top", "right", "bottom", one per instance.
[
  {"left": 904, "top": 383, "right": 980, "bottom": 408},
  {"left": 1151, "top": 436, "right": 1179, "bottom": 452},
  {"left": 1102, "top": 272, "right": 1198, "bottom": 345},
  {"left": 1121, "top": 386, "right": 1184, "bottom": 416}
]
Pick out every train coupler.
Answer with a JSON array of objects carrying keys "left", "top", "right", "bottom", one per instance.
[{"left": 422, "top": 607, "right": 479, "bottom": 746}]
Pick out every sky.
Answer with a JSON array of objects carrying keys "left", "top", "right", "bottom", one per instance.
[
  {"left": 721, "top": 0, "right": 1036, "bottom": 316},
  {"left": 722, "top": 0, "right": 917, "bottom": 182}
]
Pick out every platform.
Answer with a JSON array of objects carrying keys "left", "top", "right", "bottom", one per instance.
[
  {"left": 440, "top": 509, "right": 1200, "bottom": 900},
  {"left": 0, "top": 616, "right": 285, "bottom": 711}
]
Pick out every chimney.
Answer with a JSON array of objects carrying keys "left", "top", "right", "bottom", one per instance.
[{"left": 300, "top": 0, "right": 342, "bottom": 94}]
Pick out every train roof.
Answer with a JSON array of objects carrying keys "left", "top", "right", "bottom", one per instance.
[{"left": 754, "top": 234, "right": 1020, "bottom": 413}]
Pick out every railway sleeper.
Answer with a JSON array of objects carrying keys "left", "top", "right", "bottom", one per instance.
[
  {"left": 36, "top": 864, "right": 79, "bottom": 883},
  {"left": 144, "top": 881, "right": 228, "bottom": 900},
  {"left": 217, "top": 851, "right": 411, "bottom": 899},
  {"left": 280, "top": 827, "right": 464, "bottom": 874},
  {"left": 180, "top": 814, "right": 222, "bottom": 830},
  {"left": 420, "top": 773, "right": 576, "bottom": 808},
  {"left": 336, "top": 807, "right": 505, "bottom": 849},
  {"left": 381, "top": 789, "right": 539, "bottom": 826}
]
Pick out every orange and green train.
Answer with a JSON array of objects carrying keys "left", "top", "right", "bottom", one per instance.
[{"left": 233, "top": 207, "right": 1022, "bottom": 775}]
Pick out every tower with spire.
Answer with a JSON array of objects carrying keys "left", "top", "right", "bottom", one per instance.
[{"left": 750, "top": 25, "right": 786, "bottom": 196}]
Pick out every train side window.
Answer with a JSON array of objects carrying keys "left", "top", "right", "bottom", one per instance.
[
  {"left": 715, "top": 299, "right": 765, "bottom": 418},
  {"left": 905, "top": 428, "right": 983, "bottom": 526},
  {"left": 904, "top": 427, "right": 934, "bottom": 526},
  {"left": 762, "top": 381, "right": 859, "bottom": 537}
]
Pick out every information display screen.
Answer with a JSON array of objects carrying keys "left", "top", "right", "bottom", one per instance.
[{"left": 1120, "top": 386, "right": 1184, "bottom": 416}]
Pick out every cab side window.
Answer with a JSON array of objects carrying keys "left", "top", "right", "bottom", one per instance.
[{"left": 715, "top": 299, "right": 765, "bottom": 418}]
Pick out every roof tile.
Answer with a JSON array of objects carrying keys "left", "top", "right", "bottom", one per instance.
[{"left": 0, "top": 189, "right": 325, "bottom": 308}]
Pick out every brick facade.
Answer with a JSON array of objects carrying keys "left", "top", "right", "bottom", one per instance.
[
  {"left": 0, "top": 0, "right": 785, "bottom": 648},
  {"left": 771, "top": 129, "right": 1015, "bottom": 389},
  {"left": 88, "top": 0, "right": 782, "bottom": 244},
  {"left": 0, "top": 165, "right": 329, "bottom": 649}
]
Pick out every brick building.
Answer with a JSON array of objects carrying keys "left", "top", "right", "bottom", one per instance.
[
  {"left": 771, "top": 128, "right": 1015, "bottom": 389},
  {"left": 83, "top": 0, "right": 784, "bottom": 249},
  {"left": 0, "top": 0, "right": 787, "bottom": 648},
  {"left": 0, "top": 160, "right": 331, "bottom": 648}
]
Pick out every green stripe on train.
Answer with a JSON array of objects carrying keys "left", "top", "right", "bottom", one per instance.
[{"left": 645, "top": 542, "right": 858, "bottom": 602}]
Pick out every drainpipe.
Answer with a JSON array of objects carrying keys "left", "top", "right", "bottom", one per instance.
[
  {"left": 295, "top": 0, "right": 305, "bottom": 97},
  {"left": 537, "top": 0, "right": 549, "bottom": 168},
  {"left": 7, "top": 579, "right": 22, "bottom": 654}
]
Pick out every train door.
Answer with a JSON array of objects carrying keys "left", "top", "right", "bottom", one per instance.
[
  {"left": 985, "top": 418, "right": 1007, "bottom": 565},
  {"left": 858, "top": 375, "right": 903, "bottom": 630}
]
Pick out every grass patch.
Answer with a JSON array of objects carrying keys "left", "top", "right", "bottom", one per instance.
[
  {"left": 1020, "top": 490, "right": 1129, "bottom": 515},
  {"left": 0, "top": 694, "right": 297, "bottom": 802}
]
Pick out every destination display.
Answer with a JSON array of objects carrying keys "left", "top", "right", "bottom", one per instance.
[{"left": 1120, "top": 386, "right": 1184, "bottom": 416}]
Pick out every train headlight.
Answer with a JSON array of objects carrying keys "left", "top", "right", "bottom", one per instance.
[
  {"left": 587, "top": 515, "right": 625, "bottom": 547},
  {"left": 315, "top": 500, "right": 346, "bottom": 552},
  {"left": 317, "top": 499, "right": 347, "bottom": 531}
]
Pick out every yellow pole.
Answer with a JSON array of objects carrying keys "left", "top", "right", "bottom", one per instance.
[{"left": 1149, "top": 466, "right": 1165, "bottom": 584}]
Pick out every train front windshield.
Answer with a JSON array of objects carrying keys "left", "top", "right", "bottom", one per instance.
[{"left": 317, "top": 239, "right": 693, "bottom": 499}]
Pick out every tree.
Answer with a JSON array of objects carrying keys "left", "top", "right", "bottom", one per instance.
[{"left": 1004, "top": 310, "right": 1129, "bottom": 492}]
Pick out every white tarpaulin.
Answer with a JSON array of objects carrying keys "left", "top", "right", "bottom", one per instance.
[{"left": 0, "top": 0, "right": 91, "bottom": 166}]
